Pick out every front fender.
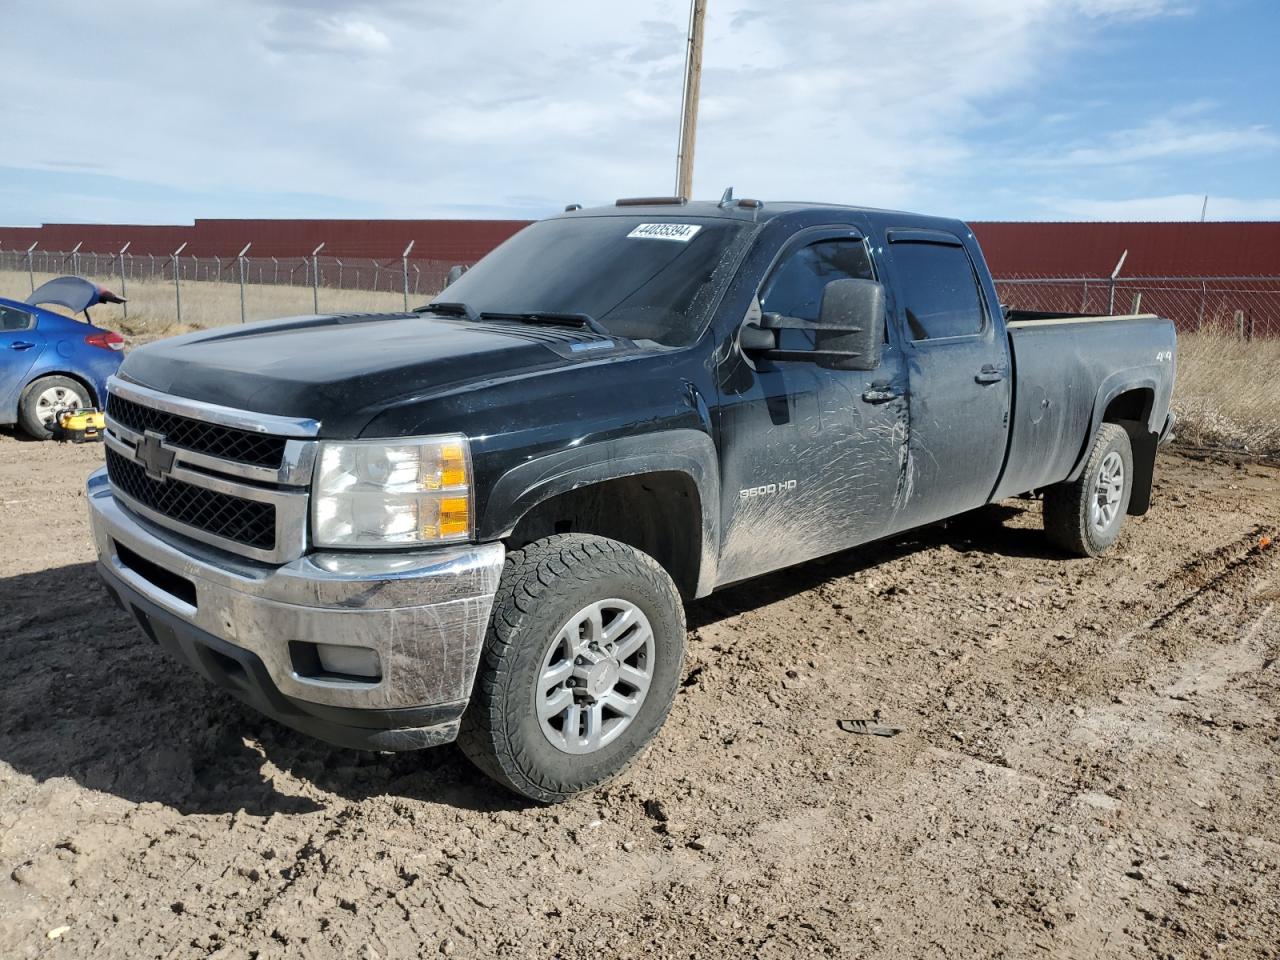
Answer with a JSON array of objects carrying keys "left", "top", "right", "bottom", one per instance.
[{"left": 479, "top": 428, "right": 721, "bottom": 597}]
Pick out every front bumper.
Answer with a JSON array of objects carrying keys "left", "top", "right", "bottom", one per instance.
[{"left": 87, "top": 468, "right": 504, "bottom": 751}]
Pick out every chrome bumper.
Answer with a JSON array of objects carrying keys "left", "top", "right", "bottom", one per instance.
[{"left": 88, "top": 468, "right": 504, "bottom": 740}]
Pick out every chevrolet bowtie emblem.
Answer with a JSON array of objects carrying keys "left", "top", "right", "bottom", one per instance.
[{"left": 136, "top": 430, "right": 177, "bottom": 481}]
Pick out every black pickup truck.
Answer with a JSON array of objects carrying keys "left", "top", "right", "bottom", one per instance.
[{"left": 88, "top": 198, "right": 1176, "bottom": 802}]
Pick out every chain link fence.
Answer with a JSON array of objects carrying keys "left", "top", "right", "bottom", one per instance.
[
  {"left": 0, "top": 247, "right": 458, "bottom": 325},
  {"left": 994, "top": 275, "right": 1280, "bottom": 339},
  {"left": 4, "top": 245, "right": 1279, "bottom": 339}
]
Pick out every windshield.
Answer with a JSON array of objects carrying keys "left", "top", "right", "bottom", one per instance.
[{"left": 436, "top": 215, "right": 752, "bottom": 346}]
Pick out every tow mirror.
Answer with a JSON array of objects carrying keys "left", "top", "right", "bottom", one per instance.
[
  {"left": 445, "top": 264, "right": 468, "bottom": 287},
  {"left": 741, "top": 278, "right": 885, "bottom": 371},
  {"left": 812, "top": 278, "right": 884, "bottom": 370}
]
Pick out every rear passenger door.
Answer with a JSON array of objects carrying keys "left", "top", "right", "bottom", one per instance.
[
  {"left": 0, "top": 304, "right": 43, "bottom": 414},
  {"left": 882, "top": 229, "right": 1011, "bottom": 530}
]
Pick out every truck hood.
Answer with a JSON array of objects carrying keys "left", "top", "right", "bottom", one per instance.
[{"left": 117, "top": 312, "right": 635, "bottom": 436}]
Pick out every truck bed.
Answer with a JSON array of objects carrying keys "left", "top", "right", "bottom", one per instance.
[{"left": 991, "top": 312, "right": 1177, "bottom": 503}]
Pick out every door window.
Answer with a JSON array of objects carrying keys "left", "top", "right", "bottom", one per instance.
[
  {"left": 0, "top": 305, "right": 34, "bottom": 332},
  {"left": 890, "top": 241, "right": 985, "bottom": 340},
  {"left": 761, "top": 239, "right": 874, "bottom": 322}
]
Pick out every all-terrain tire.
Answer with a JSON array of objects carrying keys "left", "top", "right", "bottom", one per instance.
[
  {"left": 19, "top": 375, "right": 91, "bottom": 440},
  {"left": 1043, "top": 422, "right": 1134, "bottom": 557},
  {"left": 457, "top": 534, "right": 686, "bottom": 803}
]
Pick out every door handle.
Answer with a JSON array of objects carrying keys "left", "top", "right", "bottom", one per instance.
[
  {"left": 9, "top": 341, "right": 35, "bottom": 351},
  {"left": 975, "top": 365, "right": 1007, "bottom": 384},
  {"left": 861, "top": 383, "right": 900, "bottom": 404}
]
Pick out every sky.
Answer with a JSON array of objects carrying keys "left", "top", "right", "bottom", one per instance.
[{"left": 2, "top": 0, "right": 1278, "bottom": 225}]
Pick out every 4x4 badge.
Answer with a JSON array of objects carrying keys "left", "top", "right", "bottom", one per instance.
[{"left": 136, "top": 430, "right": 176, "bottom": 481}]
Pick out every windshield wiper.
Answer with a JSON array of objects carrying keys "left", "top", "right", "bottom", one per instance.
[
  {"left": 478, "top": 311, "right": 610, "bottom": 336},
  {"left": 414, "top": 301, "right": 479, "bottom": 321}
]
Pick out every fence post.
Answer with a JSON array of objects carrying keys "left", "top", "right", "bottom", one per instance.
[
  {"left": 69, "top": 241, "right": 83, "bottom": 277},
  {"left": 119, "top": 242, "right": 131, "bottom": 320},
  {"left": 401, "top": 240, "right": 415, "bottom": 310},
  {"left": 172, "top": 242, "right": 188, "bottom": 323},
  {"left": 26, "top": 243, "right": 37, "bottom": 292},
  {"left": 413, "top": 264, "right": 420, "bottom": 295},
  {"left": 311, "top": 243, "right": 325, "bottom": 313},
  {"left": 272, "top": 257, "right": 279, "bottom": 285},
  {"left": 1197, "top": 280, "right": 1207, "bottom": 331},
  {"left": 237, "top": 243, "right": 252, "bottom": 323}
]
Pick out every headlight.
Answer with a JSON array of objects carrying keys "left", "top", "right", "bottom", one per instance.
[{"left": 311, "top": 435, "right": 472, "bottom": 548}]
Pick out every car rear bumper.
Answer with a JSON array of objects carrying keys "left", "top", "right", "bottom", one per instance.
[{"left": 87, "top": 467, "right": 504, "bottom": 751}]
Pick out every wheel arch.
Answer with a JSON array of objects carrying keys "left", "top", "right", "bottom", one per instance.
[
  {"left": 1067, "top": 372, "right": 1160, "bottom": 515},
  {"left": 480, "top": 429, "right": 720, "bottom": 599},
  {"left": 22, "top": 369, "right": 101, "bottom": 407}
]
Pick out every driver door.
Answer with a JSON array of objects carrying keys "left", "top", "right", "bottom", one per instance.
[{"left": 715, "top": 229, "right": 911, "bottom": 585}]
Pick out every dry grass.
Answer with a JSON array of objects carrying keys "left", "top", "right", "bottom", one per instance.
[
  {"left": 0, "top": 269, "right": 423, "bottom": 344},
  {"left": 1173, "top": 331, "right": 1280, "bottom": 456}
]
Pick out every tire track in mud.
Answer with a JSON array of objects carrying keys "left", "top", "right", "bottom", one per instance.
[
  {"left": 1001, "top": 523, "right": 1279, "bottom": 700},
  {"left": 1145, "top": 523, "right": 1275, "bottom": 630}
]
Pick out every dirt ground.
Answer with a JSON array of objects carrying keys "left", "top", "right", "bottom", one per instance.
[{"left": 1, "top": 432, "right": 1276, "bottom": 960}]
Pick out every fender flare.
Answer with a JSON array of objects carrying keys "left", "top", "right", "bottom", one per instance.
[
  {"left": 18, "top": 368, "right": 101, "bottom": 408},
  {"left": 480, "top": 428, "right": 721, "bottom": 597},
  {"left": 1067, "top": 366, "right": 1163, "bottom": 515}
]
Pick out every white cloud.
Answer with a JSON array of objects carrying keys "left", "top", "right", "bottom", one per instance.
[
  {"left": 1055, "top": 117, "right": 1278, "bottom": 166},
  {"left": 1036, "top": 194, "right": 1280, "bottom": 221},
  {"left": 2, "top": 0, "right": 1272, "bottom": 223},
  {"left": 263, "top": 11, "right": 393, "bottom": 55}
]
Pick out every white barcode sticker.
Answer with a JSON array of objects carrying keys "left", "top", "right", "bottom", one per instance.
[{"left": 626, "top": 223, "right": 702, "bottom": 242}]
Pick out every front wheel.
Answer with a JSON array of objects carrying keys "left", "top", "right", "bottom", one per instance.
[
  {"left": 457, "top": 534, "right": 686, "bottom": 803},
  {"left": 1043, "top": 422, "right": 1134, "bottom": 557},
  {"left": 18, "top": 376, "right": 91, "bottom": 440}
]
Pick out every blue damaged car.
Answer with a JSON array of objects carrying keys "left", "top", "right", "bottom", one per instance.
[{"left": 0, "top": 276, "right": 126, "bottom": 438}]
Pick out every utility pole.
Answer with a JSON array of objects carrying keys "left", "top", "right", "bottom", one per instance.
[{"left": 675, "top": 0, "right": 707, "bottom": 200}]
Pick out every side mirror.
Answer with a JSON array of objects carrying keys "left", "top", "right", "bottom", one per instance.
[
  {"left": 445, "top": 264, "right": 468, "bottom": 287},
  {"left": 813, "top": 278, "right": 884, "bottom": 371},
  {"left": 740, "top": 278, "right": 885, "bottom": 370}
]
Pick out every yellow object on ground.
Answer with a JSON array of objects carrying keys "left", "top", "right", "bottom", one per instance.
[{"left": 58, "top": 408, "right": 106, "bottom": 443}]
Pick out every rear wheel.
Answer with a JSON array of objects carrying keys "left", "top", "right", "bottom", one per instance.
[
  {"left": 1043, "top": 423, "right": 1133, "bottom": 557},
  {"left": 18, "top": 376, "right": 91, "bottom": 440},
  {"left": 458, "top": 534, "right": 686, "bottom": 803}
]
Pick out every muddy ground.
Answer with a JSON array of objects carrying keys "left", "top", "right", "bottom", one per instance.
[{"left": 0, "top": 432, "right": 1277, "bottom": 959}]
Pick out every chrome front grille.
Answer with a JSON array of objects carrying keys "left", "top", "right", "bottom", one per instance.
[
  {"left": 103, "top": 377, "right": 319, "bottom": 563},
  {"left": 106, "top": 392, "right": 287, "bottom": 468},
  {"left": 105, "top": 447, "right": 278, "bottom": 550}
]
